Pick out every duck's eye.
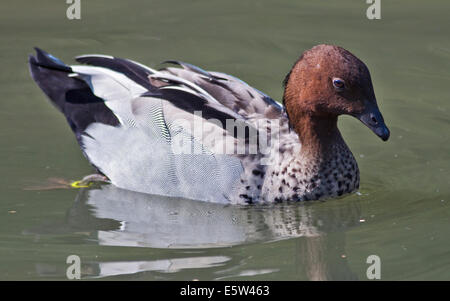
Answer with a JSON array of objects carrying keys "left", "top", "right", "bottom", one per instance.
[{"left": 332, "top": 78, "right": 345, "bottom": 90}]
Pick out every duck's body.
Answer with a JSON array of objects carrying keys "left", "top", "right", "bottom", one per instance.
[
  {"left": 262, "top": 132, "right": 359, "bottom": 202},
  {"left": 29, "top": 44, "right": 388, "bottom": 204},
  {"left": 230, "top": 118, "right": 359, "bottom": 203}
]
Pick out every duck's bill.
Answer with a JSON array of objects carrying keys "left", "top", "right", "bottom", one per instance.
[{"left": 354, "top": 106, "right": 390, "bottom": 141}]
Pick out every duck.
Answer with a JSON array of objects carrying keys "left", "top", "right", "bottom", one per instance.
[{"left": 28, "top": 44, "right": 389, "bottom": 204}]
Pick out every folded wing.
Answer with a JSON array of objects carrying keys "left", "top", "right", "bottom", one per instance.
[{"left": 29, "top": 48, "right": 284, "bottom": 202}]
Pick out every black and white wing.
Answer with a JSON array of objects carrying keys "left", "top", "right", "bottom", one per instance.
[{"left": 29, "top": 48, "right": 284, "bottom": 202}]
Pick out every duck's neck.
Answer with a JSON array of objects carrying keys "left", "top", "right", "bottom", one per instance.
[{"left": 293, "top": 113, "right": 346, "bottom": 161}]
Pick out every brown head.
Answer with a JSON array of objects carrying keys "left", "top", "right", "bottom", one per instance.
[{"left": 283, "top": 44, "right": 389, "bottom": 155}]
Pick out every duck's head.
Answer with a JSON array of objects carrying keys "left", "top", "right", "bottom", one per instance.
[{"left": 283, "top": 44, "right": 390, "bottom": 141}]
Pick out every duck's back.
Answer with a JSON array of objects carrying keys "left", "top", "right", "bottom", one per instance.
[{"left": 29, "top": 48, "right": 287, "bottom": 203}]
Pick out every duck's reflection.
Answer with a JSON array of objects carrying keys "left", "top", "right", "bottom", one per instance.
[
  {"left": 96, "top": 256, "right": 231, "bottom": 278},
  {"left": 60, "top": 184, "right": 362, "bottom": 279},
  {"left": 69, "top": 185, "right": 360, "bottom": 247}
]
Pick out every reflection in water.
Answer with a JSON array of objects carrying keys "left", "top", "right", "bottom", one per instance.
[
  {"left": 68, "top": 185, "right": 362, "bottom": 248},
  {"left": 59, "top": 185, "right": 363, "bottom": 279},
  {"left": 96, "top": 256, "right": 230, "bottom": 277},
  {"left": 35, "top": 256, "right": 231, "bottom": 279}
]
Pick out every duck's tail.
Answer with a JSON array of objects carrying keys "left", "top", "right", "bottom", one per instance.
[{"left": 28, "top": 48, "right": 121, "bottom": 141}]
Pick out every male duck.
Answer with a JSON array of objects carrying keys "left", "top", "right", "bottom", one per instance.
[{"left": 29, "top": 44, "right": 389, "bottom": 204}]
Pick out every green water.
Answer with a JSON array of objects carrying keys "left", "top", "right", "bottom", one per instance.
[{"left": 0, "top": 0, "right": 449, "bottom": 280}]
